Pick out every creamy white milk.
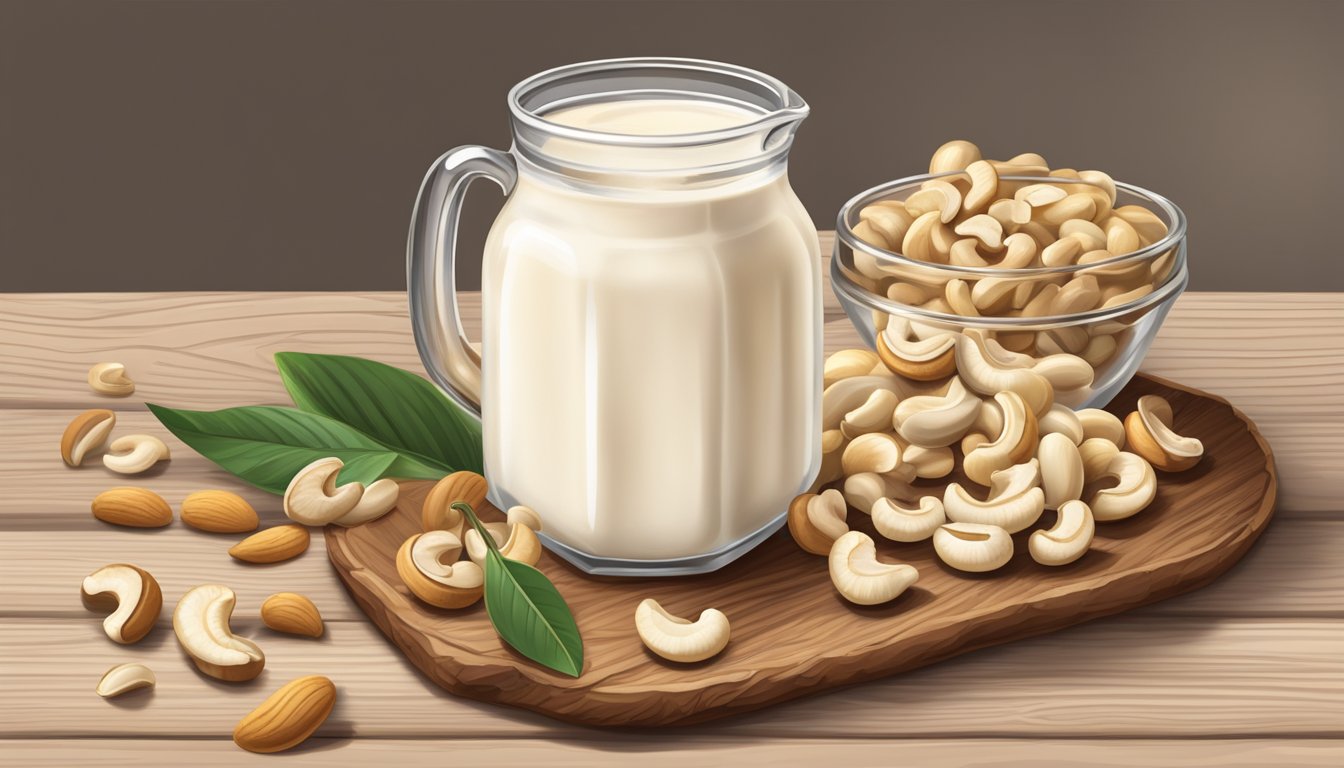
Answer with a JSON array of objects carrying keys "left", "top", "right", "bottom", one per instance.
[{"left": 480, "top": 99, "right": 821, "bottom": 561}]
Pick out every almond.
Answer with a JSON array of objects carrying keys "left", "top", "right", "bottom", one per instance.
[
  {"left": 232, "top": 675, "right": 336, "bottom": 754},
  {"left": 60, "top": 409, "right": 116, "bottom": 467},
  {"left": 260, "top": 593, "right": 324, "bottom": 638},
  {"left": 422, "top": 471, "right": 489, "bottom": 534},
  {"left": 181, "top": 490, "right": 259, "bottom": 533},
  {"left": 91, "top": 487, "right": 173, "bottom": 528},
  {"left": 229, "top": 524, "right": 309, "bottom": 563}
]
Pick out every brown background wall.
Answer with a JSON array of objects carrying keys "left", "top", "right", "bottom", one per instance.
[{"left": 1, "top": 0, "right": 1340, "bottom": 292}]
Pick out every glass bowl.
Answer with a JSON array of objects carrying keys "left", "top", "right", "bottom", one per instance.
[{"left": 830, "top": 175, "right": 1189, "bottom": 409}]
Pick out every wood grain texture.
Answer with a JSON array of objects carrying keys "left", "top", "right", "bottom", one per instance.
[
  {"left": 1, "top": 738, "right": 1339, "bottom": 767},
  {"left": 3, "top": 617, "right": 1340, "bottom": 739},
  {"left": 326, "top": 375, "right": 1277, "bottom": 726}
]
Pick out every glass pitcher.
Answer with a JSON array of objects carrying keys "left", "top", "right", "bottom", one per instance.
[{"left": 408, "top": 58, "right": 821, "bottom": 576}]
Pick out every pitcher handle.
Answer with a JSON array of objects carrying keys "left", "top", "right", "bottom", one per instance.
[{"left": 407, "top": 146, "right": 517, "bottom": 418}]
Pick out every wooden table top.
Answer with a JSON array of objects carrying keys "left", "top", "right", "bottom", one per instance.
[{"left": 2, "top": 236, "right": 1341, "bottom": 765}]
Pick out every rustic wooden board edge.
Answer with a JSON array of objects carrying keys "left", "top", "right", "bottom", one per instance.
[{"left": 326, "top": 373, "right": 1279, "bottom": 728}]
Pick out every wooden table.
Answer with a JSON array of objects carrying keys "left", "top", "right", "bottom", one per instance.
[{"left": 2, "top": 239, "right": 1341, "bottom": 765}]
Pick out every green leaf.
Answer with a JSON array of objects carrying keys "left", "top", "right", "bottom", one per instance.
[
  {"left": 483, "top": 552, "right": 584, "bottom": 678},
  {"left": 146, "top": 403, "right": 449, "bottom": 494},
  {"left": 275, "top": 352, "right": 483, "bottom": 474}
]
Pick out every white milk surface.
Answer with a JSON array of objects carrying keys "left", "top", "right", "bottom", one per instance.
[{"left": 481, "top": 99, "right": 821, "bottom": 561}]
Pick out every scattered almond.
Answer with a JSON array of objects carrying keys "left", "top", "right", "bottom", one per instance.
[
  {"left": 260, "top": 593, "right": 324, "bottom": 638},
  {"left": 181, "top": 490, "right": 259, "bottom": 533},
  {"left": 91, "top": 487, "right": 173, "bottom": 528},
  {"left": 229, "top": 524, "right": 310, "bottom": 563},
  {"left": 233, "top": 675, "right": 337, "bottom": 753},
  {"left": 60, "top": 409, "right": 116, "bottom": 467}
]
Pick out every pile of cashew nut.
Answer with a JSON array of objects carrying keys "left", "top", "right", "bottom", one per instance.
[
  {"left": 793, "top": 339, "right": 1205, "bottom": 605},
  {"left": 848, "top": 141, "right": 1178, "bottom": 397}
]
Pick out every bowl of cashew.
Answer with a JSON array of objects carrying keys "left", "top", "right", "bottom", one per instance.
[{"left": 831, "top": 144, "right": 1189, "bottom": 409}]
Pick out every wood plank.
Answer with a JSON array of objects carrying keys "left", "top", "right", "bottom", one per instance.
[
  {"left": 2, "top": 617, "right": 1339, "bottom": 738},
  {"left": 1, "top": 403, "right": 1333, "bottom": 523},
  {"left": 1, "top": 738, "right": 1340, "bottom": 767}
]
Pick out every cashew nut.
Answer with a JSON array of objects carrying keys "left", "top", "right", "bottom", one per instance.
[
  {"left": 1032, "top": 353, "right": 1095, "bottom": 392},
  {"left": 1015, "top": 183, "right": 1068, "bottom": 208},
  {"left": 955, "top": 331, "right": 1054, "bottom": 416},
  {"left": 813, "top": 429, "right": 847, "bottom": 489},
  {"left": 87, "top": 362, "right": 135, "bottom": 397},
  {"left": 464, "top": 520, "right": 543, "bottom": 566},
  {"left": 872, "top": 496, "right": 946, "bottom": 542},
  {"left": 102, "top": 434, "right": 170, "bottom": 475},
  {"left": 944, "top": 460, "right": 1045, "bottom": 533},
  {"left": 396, "top": 531, "right": 484, "bottom": 608},
  {"left": 96, "top": 662, "right": 157, "bottom": 698},
  {"left": 842, "top": 472, "right": 917, "bottom": 516},
  {"left": 963, "top": 391, "right": 1039, "bottom": 486},
  {"left": 284, "top": 457, "right": 398, "bottom": 526},
  {"left": 841, "top": 388, "right": 900, "bottom": 438},
  {"left": 788, "top": 489, "right": 849, "bottom": 555},
  {"left": 1037, "top": 432, "right": 1085, "bottom": 509},
  {"left": 960, "top": 396, "right": 1006, "bottom": 454},
  {"left": 81, "top": 563, "right": 162, "bottom": 644},
  {"left": 635, "top": 598, "right": 730, "bottom": 663},
  {"left": 1078, "top": 437, "right": 1122, "bottom": 483},
  {"left": 962, "top": 160, "right": 999, "bottom": 213},
  {"left": 506, "top": 505, "right": 543, "bottom": 532},
  {"left": 929, "top": 139, "right": 981, "bottom": 174},
  {"left": 173, "top": 584, "right": 265, "bottom": 682},
  {"left": 60, "top": 408, "right": 116, "bottom": 467},
  {"left": 1038, "top": 403, "right": 1084, "bottom": 445},
  {"left": 905, "top": 179, "right": 963, "bottom": 223},
  {"left": 902, "top": 443, "right": 954, "bottom": 479},
  {"left": 934, "top": 522, "right": 1014, "bottom": 573},
  {"left": 824, "top": 348, "right": 881, "bottom": 388},
  {"left": 997, "top": 231, "right": 1038, "bottom": 267},
  {"left": 841, "top": 432, "right": 904, "bottom": 476},
  {"left": 954, "top": 213, "right": 1004, "bottom": 250},
  {"left": 876, "top": 318, "right": 957, "bottom": 381},
  {"left": 1077, "top": 408, "right": 1126, "bottom": 447},
  {"left": 1125, "top": 395, "right": 1204, "bottom": 472},
  {"left": 823, "top": 374, "right": 911, "bottom": 430},
  {"left": 1029, "top": 499, "right": 1095, "bottom": 566},
  {"left": 828, "top": 531, "right": 920, "bottom": 605},
  {"left": 1087, "top": 451, "right": 1158, "bottom": 521},
  {"left": 1059, "top": 219, "right": 1107, "bottom": 252},
  {"left": 892, "top": 376, "right": 981, "bottom": 448}
]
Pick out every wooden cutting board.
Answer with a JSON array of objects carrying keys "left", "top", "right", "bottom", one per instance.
[{"left": 326, "top": 373, "right": 1276, "bottom": 727}]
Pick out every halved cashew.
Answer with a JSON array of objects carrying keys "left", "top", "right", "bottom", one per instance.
[
  {"left": 97, "top": 662, "right": 156, "bottom": 698},
  {"left": 1078, "top": 437, "right": 1121, "bottom": 483},
  {"left": 824, "top": 348, "right": 881, "bottom": 388},
  {"left": 962, "top": 391, "right": 1039, "bottom": 487},
  {"left": 873, "top": 496, "right": 946, "bottom": 542},
  {"left": 1088, "top": 452, "right": 1158, "bottom": 521},
  {"left": 1015, "top": 183, "right": 1068, "bottom": 208},
  {"left": 1038, "top": 404, "right": 1084, "bottom": 445},
  {"left": 396, "top": 531, "right": 484, "bottom": 608},
  {"left": 841, "top": 432, "right": 903, "bottom": 476},
  {"left": 1104, "top": 216, "right": 1141, "bottom": 255},
  {"left": 1038, "top": 433, "right": 1085, "bottom": 510},
  {"left": 1029, "top": 499, "right": 1095, "bottom": 566},
  {"left": 173, "top": 584, "right": 265, "bottom": 682},
  {"left": 635, "top": 598, "right": 730, "bottom": 663},
  {"left": 902, "top": 443, "right": 954, "bottom": 479},
  {"left": 464, "top": 520, "right": 543, "bottom": 566},
  {"left": 506, "top": 505, "right": 543, "bottom": 532},
  {"left": 905, "top": 180, "right": 962, "bottom": 223},
  {"left": 877, "top": 318, "right": 957, "bottom": 380},
  {"left": 934, "top": 522, "right": 1014, "bottom": 573},
  {"left": 841, "top": 389, "right": 899, "bottom": 438},
  {"left": 955, "top": 331, "right": 1054, "bottom": 416},
  {"left": 823, "top": 374, "right": 910, "bottom": 430},
  {"left": 842, "top": 472, "right": 917, "bottom": 516},
  {"left": 102, "top": 435, "right": 170, "bottom": 475},
  {"left": 788, "top": 489, "right": 849, "bottom": 555},
  {"left": 944, "top": 460, "right": 1044, "bottom": 533},
  {"left": 892, "top": 376, "right": 980, "bottom": 448},
  {"left": 962, "top": 160, "right": 998, "bottom": 213},
  {"left": 1077, "top": 408, "right": 1126, "bottom": 447},
  {"left": 87, "top": 362, "right": 135, "bottom": 397},
  {"left": 1125, "top": 395, "right": 1204, "bottom": 471},
  {"left": 828, "top": 531, "right": 920, "bottom": 605},
  {"left": 61, "top": 409, "right": 116, "bottom": 467},
  {"left": 81, "top": 564, "right": 162, "bottom": 644}
]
